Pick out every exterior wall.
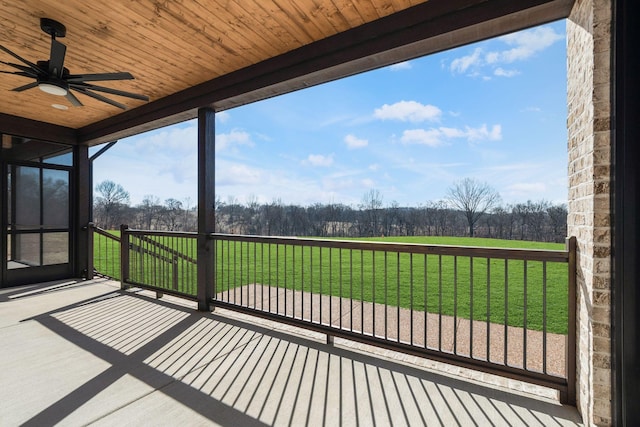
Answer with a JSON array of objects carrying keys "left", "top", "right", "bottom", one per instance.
[{"left": 567, "top": 0, "right": 612, "bottom": 425}]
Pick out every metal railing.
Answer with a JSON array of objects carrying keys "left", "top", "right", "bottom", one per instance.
[
  {"left": 111, "top": 226, "right": 576, "bottom": 404},
  {"left": 120, "top": 226, "right": 198, "bottom": 300},
  {"left": 91, "top": 224, "right": 121, "bottom": 279},
  {"left": 212, "top": 234, "right": 576, "bottom": 404}
]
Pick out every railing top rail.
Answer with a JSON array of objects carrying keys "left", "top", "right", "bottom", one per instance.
[
  {"left": 93, "top": 225, "right": 121, "bottom": 242},
  {"left": 211, "top": 233, "right": 572, "bottom": 262},
  {"left": 125, "top": 228, "right": 197, "bottom": 239}
]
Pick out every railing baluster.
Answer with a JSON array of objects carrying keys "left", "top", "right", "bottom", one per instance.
[
  {"left": 424, "top": 253, "right": 428, "bottom": 349},
  {"left": 504, "top": 259, "right": 509, "bottom": 366},
  {"left": 470, "top": 256, "right": 474, "bottom": 359},
  {"left": 330, "top": 247, "right": 333, "bottom": 328},
  {"left": 543, "top": 260, "right": 548, "bottom": 374},
  {"left": 523, "top": 260, "right": 528, "bottom": 370},
  {"left": 283, "top": 244, "right": 287, "bottom": 317},
  {"left": 487, "top": 258, "right": 491, "bottom": 362},
  {"left": 319, "top": 246, "right": 323, "bottom": 326},
  {"left": 438, "top": 254, "right": 442, "bottom": 352},
  {"left": 292, "top": 244, "right": 296, "bottom": 319},
  {"left": 397, "top": 252, "right": 401, "bottom": 343},
  {"left": 252, "top": 241, "right": 257, "bottom": 310},
  {"left": 410, "top": 253, "right": 414, "bottom": 346},
  {"left": 349, "top": 249, "right": 354, "bottom": 332},
  {"left": 454, "top": 255, "right": 458, "bottom": 354},
  {"left": 360, "top": 249, "right": 364, "bottom": 334},
  {"left": 340, "top": 248, "right": 344, "bottom": 330},
  {"left": 309, "top": 245, "right": 313, "bottom": 323},
  {"left": 372, "top": 250, "right": 376, "bottom": 338},
  {"left": 227, "top": 239, "right": 231, "bottom": 302},
  {"left": 384, "top": 251, "right": 388, "bottom": 341},
  {"left": 276, "top": 243, "right": 280, "bottom": 313},
  {"left": 268, "top": 242, "right": 272, "bottom": 313}
]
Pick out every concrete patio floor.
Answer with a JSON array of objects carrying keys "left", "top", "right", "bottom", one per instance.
[{"left": 0, "top": 278, "right": 583, "bottom": 426}]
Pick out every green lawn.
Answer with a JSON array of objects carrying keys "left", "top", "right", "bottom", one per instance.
[{"left": 94, "top": 232, "right": 570, "bottom": 334}]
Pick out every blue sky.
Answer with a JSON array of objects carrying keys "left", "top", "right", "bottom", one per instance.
[{"left": 93, "top": 20, "right": 568, "bottom": 208}]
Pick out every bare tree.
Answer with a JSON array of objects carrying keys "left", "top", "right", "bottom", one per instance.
[
  {"left": 547, "top": 204, "right": 568, "bottom": 242},
  {"left": 94, "top": 180, "right": 130, "bottom": 229},
  {"left": 137, "top": 195, "right": 162, "bottom": 230},
  {"left": 359, "top": 189, "right": 383, "bottom": 236},
  {"left": 161, "top": 198, "right": 183, "bottom": 231},
  {"left": 446, "top": 178, "right": 501, "bottom": 238}
]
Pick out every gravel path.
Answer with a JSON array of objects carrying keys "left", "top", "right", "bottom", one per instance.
[{"left": 216, "top": 284, "right": 567, "bottom": 377}]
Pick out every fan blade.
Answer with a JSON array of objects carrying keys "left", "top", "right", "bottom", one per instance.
[
  {"left": 11, "top": 82, "right": 39, "bottom": 92},
  {"left": 0, "top": 70, "right": 35, "bottom": 78},
  {"left": 0, "top": 44, "right": 46, "bottom": 74},
  {"left": 1, "top": 60, "right": 41, "bottom": 76},
  {"left": 65, "top": 90, "right": 83, "bottom": 107},
  {"left": 49, "top": 39, "right": 67, "bottom": 78},
  {"left": 71, "top": 87, "right": 127, "bottom": 110},
  {"left": 69, "top": 82, "right": 149, "bottom": 101},
  {"left": 66, "top": 72, "right": 134, "bottom": 82}
]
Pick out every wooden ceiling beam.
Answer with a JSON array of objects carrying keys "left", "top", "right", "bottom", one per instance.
[
  {"left": 77, "top": 0, "right": 574, "bottom": 145},
  {"left": 0, "top": 112, "right": 77, "bottom": 145}
]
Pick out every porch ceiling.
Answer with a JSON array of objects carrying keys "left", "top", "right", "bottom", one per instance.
[{"left": 0, "top": 0, "right": 573, "bottom": 146}]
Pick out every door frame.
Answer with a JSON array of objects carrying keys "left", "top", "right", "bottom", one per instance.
[{"left": 1, "top": 159, "right": 75, "bottom": 288}]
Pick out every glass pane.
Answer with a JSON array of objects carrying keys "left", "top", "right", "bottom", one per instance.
[
  {"left": 44, "top": 151, "right": 73, "bottom": 166},
  {"left": 2, "top": 135, "right": 72, "bottom": 164},
  {"left": 43, "top": 232, "right": 69, "bottom": 265},
  {"left": 9, "top": 233, "right": 40, "bottom": 268},
  {"left": 43, "top": 169, "right": 69, "bottom": 228},
  {"left": 15, "top": 167, "right": 40, "bottom": 230}
]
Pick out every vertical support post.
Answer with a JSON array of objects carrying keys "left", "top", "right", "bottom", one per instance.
[
  {"left": 86, "top": 222, "right": 94, "bottom": 280},
  {"left": 197, "top": 107, "right": 215, "bottom": 311},
  {"left": 75, "top": 145, "right": 92, "bottom": 279},
  {"left": 564, "top": 236, "right": 577, "bottom": 405},
  {"left": 120, "top": 224, "right": 130, "bottom": 290}
]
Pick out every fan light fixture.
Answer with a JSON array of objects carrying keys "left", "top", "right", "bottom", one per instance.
[
  {"left": 38, "top": 82, "right": 68, "bottom": 96},
  {"left": 1, "top": 18, "right": 149, "bottom": 110}
]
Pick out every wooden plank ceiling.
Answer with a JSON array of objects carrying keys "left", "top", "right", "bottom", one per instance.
[
  {"left": 0, "top": 0, "right": 424, "bottom": 129},
  {"left": 0, "top": 0, "right": 574, "bottom": 145}
]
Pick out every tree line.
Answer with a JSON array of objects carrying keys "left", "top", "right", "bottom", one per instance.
[{"left": 93, "top": 178, "right": 568, "bottom": 243}]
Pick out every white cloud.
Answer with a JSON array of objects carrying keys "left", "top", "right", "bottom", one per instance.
[
  {"left": 216, "top": 130, "right": 254, "bottom": 151},
  {"left": 450, "top": 47, "right": 483, "bottom": 74},
  {"left": 401, "top": 129, "right": 447, "bottom": 147},
  {"left": 369, "top": 163, "right": 380, "bottom": 171},
  {"left": 449, "top": 25, "right": 563, "bottom": 76},
  {"left": 361, "top": 178, "right": 375, "bottom": 188},
  {"left": 494, "top": 67, "right": 520, "bottom": 77},
  {"left": 506, "top": 182, "right": 547, "bottom": 192},
  {"left": 498, "top": 26, "right": 564, "bottom": 62},
  {"left": 133, "top": 123, "right": 197, "bottom": 154},
  {"left": 344, "top": 134, "right": 368, "bottom": 149},
  {"left": 305, "top": 154, "right": 334, "bottom": 167},
  {"left": 215, "top": 162, "right": 263, "bottom": 186},
  {"left": 466, "top": 124, "right": 502, "bottom": 142},
  {"left": 389, "top": 61, "right": 412, "bottom": 71},
  {"left": 400, "top": 124, "right": 502, "bottom": 146},
  {"left": 216, "top": 111, "right": 231, "bottom": 123},
  {"left": 374, "top": 101, "right": 442, "bottom": 123}
]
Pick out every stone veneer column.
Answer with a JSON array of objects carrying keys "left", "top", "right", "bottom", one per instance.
[{"left": 567, "top": 0, "right": 612, "bottom": 425}]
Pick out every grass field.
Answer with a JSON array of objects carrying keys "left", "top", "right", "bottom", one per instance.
[{"left": 94, "top": 232, "right": 570, "bottom": 334}]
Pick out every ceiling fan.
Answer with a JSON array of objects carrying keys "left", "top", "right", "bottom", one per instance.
[{"left": 0, "top": 18, "right": 149, "bottom": 110}]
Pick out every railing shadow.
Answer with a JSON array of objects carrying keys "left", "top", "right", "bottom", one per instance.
[{"left": 17, "top": 289, "right": 581, "bottom": 426}]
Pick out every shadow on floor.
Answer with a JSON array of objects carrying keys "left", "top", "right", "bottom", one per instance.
[{"left": 4, "top": 283, "right": 582, "bottom": 426}]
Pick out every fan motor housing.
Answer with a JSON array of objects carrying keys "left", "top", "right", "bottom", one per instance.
[{"left": 40, "top": 18, "right": 66, "bottom": 38}]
